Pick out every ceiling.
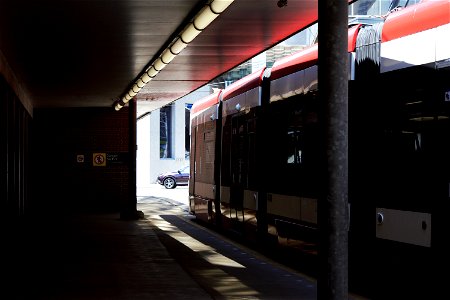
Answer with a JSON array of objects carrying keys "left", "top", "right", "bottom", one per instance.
[{"left": 0, "top": 0, "right": 322, "bottom": 117}]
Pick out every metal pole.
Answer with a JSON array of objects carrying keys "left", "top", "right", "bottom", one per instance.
[{"left": 317, "top": 0, "right": 349, "bottom": 298}]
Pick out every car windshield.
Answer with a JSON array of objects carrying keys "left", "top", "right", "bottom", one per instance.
[{"left": 179, "top": 165, "right": 190, "bottom": 173}]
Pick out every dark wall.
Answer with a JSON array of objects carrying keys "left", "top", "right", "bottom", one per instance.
[
  {"left": 32, "top": 107, "right": 130, "bottom": 214},
  {"left": 0, "top": 75, "right": 32, "bottom": 219}
]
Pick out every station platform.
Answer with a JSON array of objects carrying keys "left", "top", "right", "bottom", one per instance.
[{"left": 2, "top": 193, "right": 366, "bottom": 299}]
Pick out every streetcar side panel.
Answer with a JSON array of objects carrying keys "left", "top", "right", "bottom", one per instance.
[
  {"left": 189, "top": 92, "right": 221, "bottom": 224},
  {"left": 351, "top": 0, "right": 450, "bottom": 296},
  {"left": 263, "top": 26, "right": 359, "bottom": 250}
]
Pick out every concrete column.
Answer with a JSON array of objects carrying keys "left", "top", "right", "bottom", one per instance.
[
  {"left": 121, "top": 98, "right": 140, "bottom": 220},
  {"left": 317, "top": 0, "right": 349, "bottom": 298}
]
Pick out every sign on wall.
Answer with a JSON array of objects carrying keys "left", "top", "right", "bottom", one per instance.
[
  {"left": 93, "top": 153, "right": 106, "bottom": 167},
  {"left": 106, "top": 153, "right": 128, "bottom": 164}
]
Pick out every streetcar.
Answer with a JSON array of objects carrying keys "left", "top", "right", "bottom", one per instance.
[{"left": 189, "top": 0, "right": 450, "bottom": 297}]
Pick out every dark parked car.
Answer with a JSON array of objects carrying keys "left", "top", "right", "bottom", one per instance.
[{"left": 157, "top": 165, "right": 190, "bottom": 189}]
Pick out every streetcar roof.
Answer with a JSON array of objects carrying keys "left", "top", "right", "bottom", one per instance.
[
  {"left": 270, "top": 24, "right": 362, "bottom": 82},
  {"left": 221, "top": 67, "right": 266, "bottom": 102},
  {"left": 382, "top": 0, "right": 450, "bottom": 42},
  {"left": 190, "top": 90, "right": 222, "bottom": 115}
]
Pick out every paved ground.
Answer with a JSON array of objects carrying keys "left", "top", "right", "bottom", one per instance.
[
  {"left": 137, "top": 196, "right": 319, "bottom": 300},
  {"left": 3, "top": 210, "right": 211, "bottom": 299},
  {"left": 3, "top": 184, "right": 367, "bottom": 299},
  {"left": 137, "top": 183, "right": 189, "bottom": 207},
  {"left": 136, "top": 184, "right": 320, "bottom": 299}
]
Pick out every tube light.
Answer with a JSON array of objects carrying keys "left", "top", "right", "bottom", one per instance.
[
  {"left": 195, "top": 6, "right": 219, "bottom": 30},
  {"left": 132, "top": 84, "right": 141, "bottom": 93},
  {"left": 115, "top": 99, "right": 125, "bottom": 111},
  {"left": 161, "top": 48, "right": 176, "bottom": 64},
  {"left": 136, "top": 79, "right": 145, "bottom": 88},
  {"left": 129, "top": 90, "right": 138, "bottom": 97},
  {"left": 181, "top": 23, "right": 201, "bottom": 44},
  {"left": 146, "top": 66, "right": 159, "bottom": 78},
  {"left": 170, "top": 38, "right": 188, "bottom": 54},
  {"left": 141, "top": 72, "right": 151, "bottom": 83},
  {"left": 153, "top": 58, "right": 166, "bottom": 72},
  {"left": 210, "top": 0, "right": 234, "bottom": 13}
]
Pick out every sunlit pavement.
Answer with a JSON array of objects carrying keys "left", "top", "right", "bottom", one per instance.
[
  {"left": 137, "top": 183, "right": 189, "bottom": 208},
  {"left": 137, "top": 188, "right": 320, "bottom": 300},
  {"left": 136, "top": 184, "right": 369, "bottom": 300}
]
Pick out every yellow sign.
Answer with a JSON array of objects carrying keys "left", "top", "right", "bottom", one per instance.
[{"left": 93, "top": 153, "right": 106, "bottom": 166}]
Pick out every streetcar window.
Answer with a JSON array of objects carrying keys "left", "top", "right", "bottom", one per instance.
[{"left": 287, "top": 130, "right": 302, "bottom": 164}]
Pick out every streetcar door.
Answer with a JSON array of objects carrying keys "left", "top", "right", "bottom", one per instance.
[{"left": 230, "top": 114, "right": 246, "bottom": 233}]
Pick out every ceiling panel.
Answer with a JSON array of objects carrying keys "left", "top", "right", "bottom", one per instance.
[{"left": 0, "top": 0, "right": 323, "bottom": 116}]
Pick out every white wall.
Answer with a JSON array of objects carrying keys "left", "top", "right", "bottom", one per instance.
[
  {"left": 137, "top": 86, "right": 211, "bottom": 188},
  {"left": 136, "top": 115, "right": 151, "bottom": 186}
]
